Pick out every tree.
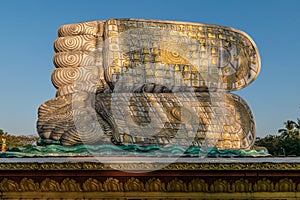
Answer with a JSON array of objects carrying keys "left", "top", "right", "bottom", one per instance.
[
  {"left": 0, "top": 129, "right": 39, "bottom": 149},
  {"left": 255, "top": 135, "right": 282, "bottom": 156},
  {"left": 293, "top": 118, "right": 300, "bottom": 136},
  {"left": 278, "top": 120, "right": 298, "bottom": 139},
  {"left": 0, "top": 129, "right": 8, "bottom": 137},
  {"left": 255, "top": 118, "right": 300, "bottom": 156}
]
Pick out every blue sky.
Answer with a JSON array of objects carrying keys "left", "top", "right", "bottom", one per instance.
[{"left": 0, "top": 0, "right": 299, "bottom": 138}]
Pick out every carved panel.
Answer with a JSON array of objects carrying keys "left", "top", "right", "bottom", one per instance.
[
  {"left": 2, "top": 162, "right": 300, "bottom": 171},
  {"left": 124, "top": 177, "right": 144, "bottom": 192},
  {"left": 1, "top": 177, "right": 300, "bottom": 193},
  {"left": 82, "top": 178, "right": 103, "bottom": 192},
  {"left": 102, "top": 177, "right": 123, "bottom": 192},
  {"left": 167, "top": 178, "right": 187, "bottom": 192}
]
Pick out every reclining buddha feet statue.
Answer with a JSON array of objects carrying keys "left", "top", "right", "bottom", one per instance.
[{"left": 37, "top": 19, "right": 261, "bottom": 151}]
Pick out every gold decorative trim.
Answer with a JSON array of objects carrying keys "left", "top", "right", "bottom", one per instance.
[
  {"left": 0, "top": 177, "right": 299, "bottom": 193},
  {"left": 1, "top": 161, "right": 300, "bottom": 171}
]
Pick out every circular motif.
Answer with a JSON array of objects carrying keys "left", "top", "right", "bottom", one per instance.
[
  {"left": 170, "top": 107, "right": 193, "bottom": 123},
  {"left": 219, "top": 47, "right": 231, "bottom": 68}
]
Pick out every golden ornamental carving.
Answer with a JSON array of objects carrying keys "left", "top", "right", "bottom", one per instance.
[
  {"left": 210, "top": 179, "right": 231, "bottom": 193},
  {"left": 0, "top": 178, "right": 19, "bottom": 192},
  {"left": 253, "top": 178, "right": 274, "bottom": 192},
  {"left": 82, "top": 178, "right": 103, "bottom": 192},
  {"left": 145, "top": 178, "right": 166, "bottom": 192},
  {"left": 0, "top": 177, "right": 300, "bottom": 193},
  {"left": 40, "top": 178, "right": 61, "bottom": 192},
  {"left": 2, "top": 161, "right": 300, "bottom": 171},
  {"left": 167, "top": 178, "right": 187, "bottom": 192},
  {"left": 232, "top": 178, "right": 252, "bottom": 193},
  {"left": 296, "top": 182, "right": 300, "bottom": 191},
  {"left": 19, "top": 178, "right": 39, "bottom": 192},
  {"left": 275, "top": 178, "right": 295, "bottom": 192},
  {"left": 102, "top": 177, "right": 123, "bottom": 192},
  {"left": 124, "top": 177, "right": 145, "bottom": 192},
  {"left": 60, "top": 178, "right": 82, "bottom": 192},
  {"left": 188, "top": 178, "right": 208, "bottom": 192}
]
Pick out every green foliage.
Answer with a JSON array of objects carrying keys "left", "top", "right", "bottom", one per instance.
[
  {"left": 255, "top": 135, "right": 281, "bottom": 156},
  {"left": 0, "top": 129, "right": 39, "bottom": 149},
  {"left": 255, "top": 118, "right": 300, "bottom": 156}
]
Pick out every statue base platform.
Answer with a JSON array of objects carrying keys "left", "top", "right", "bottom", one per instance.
[{"left": 1, "top": 157, "right": 300, "bottom": 199}]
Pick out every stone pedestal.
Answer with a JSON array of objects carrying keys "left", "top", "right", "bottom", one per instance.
[{"left": 1, "top": 157, "right": 300, "bottom": 199}]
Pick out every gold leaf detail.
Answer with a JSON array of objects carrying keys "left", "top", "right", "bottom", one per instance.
[
  {"left": 82, "top": 178, "right": 103, "bottom": 192},
  {"left": 20, "top": 178, "right": 39, "bottom": 192},
  {"left": 232, "top": 178, "right": 252, "bottom": 192},
  {"left": 0, "top": 178, "right": 19, "bottom": 192},
  {"left": 188, "top": 178, "right": 208, "bottom": 192},
  {"left": 103, "top": 178, "right": 123, "bottom": 192},
  {"left": 275, "top": 178, "right": 295, "bottom": 192},
  {"left": 145, "top": 178, "right": 166, "bottom": 192},
  {"left": 253, "top": 178, "right": 274, "bottom": 192},
  {"left": 40, "top": 178, "right": 60, "bottom": 192},
  {"left": 124, "top": 177, "right": 144, "bottom": 192},
  {"left": 210, "top": 179, "right": 230, "bottom": 192},
  {"left": 60, "top": 178, "right": 82, "bottom": 192},
  {"left": 167, "top": 178, "right": 187, "bottom": 192}
]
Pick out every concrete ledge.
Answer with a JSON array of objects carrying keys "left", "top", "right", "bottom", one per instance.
[{"left": 0, "top": 157, "right": 299, "bottom": 170}]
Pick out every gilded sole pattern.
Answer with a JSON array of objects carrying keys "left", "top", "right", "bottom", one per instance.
[{"left": 37, "top": 19, "right": 260, "bottom": 150}]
